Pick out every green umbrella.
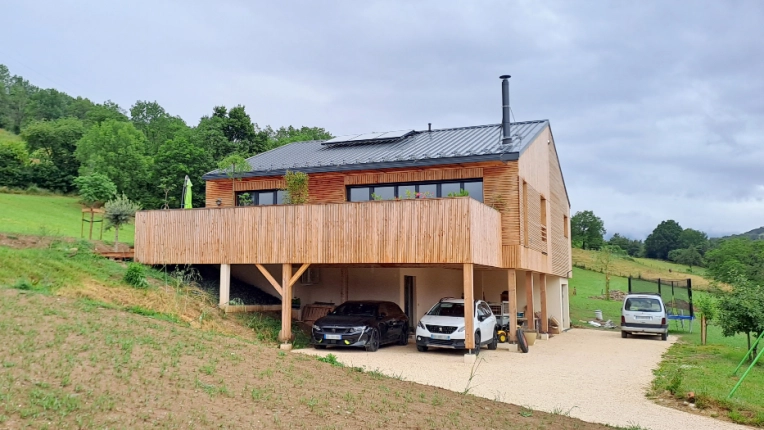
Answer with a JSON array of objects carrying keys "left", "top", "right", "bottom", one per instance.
[{"left": 183, "top": 176, "right": 193, "bottom": 209}]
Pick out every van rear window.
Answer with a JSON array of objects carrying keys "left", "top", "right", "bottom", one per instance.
[{"left": 624, "top": 298, "right": 663, "bottom": 312}]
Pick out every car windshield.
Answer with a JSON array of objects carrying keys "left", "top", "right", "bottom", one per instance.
[
  {"left": 625, "top": 298, "right": 663, "bottom": 312},
  {"left": 331, "top": 303, "right": 378, "bottom": 317},
  {"left": 427, "top": 302, "right": 465, "bottom": 317}
]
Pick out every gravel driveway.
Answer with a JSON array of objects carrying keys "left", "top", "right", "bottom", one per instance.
[{"left": 298, "top": 329, "right": 748, "bottom": 430}]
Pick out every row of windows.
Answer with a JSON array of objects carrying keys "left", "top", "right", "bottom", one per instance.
[{"left": 347, "top": 180, "right": 484, "bottom": 203}]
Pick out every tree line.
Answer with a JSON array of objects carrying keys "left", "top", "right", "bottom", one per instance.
[{"left": 0, "top": 64, "right": 332, "bottom": 208}]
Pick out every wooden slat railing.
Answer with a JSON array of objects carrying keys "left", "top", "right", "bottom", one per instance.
[{"left": 134, "top": 197, "right": 502, "bottom": 267}]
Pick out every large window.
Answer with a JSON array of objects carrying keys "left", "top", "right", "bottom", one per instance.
[
  {"left": 236, "top": 189, "right": 285, "bottom": 206},
  {"left": 347, "top": 179, "right": 483, "bottom": 203}
]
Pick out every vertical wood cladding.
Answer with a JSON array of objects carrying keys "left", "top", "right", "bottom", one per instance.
[{"left": 549, "top": 139, "right": 572, "bottom": 277}]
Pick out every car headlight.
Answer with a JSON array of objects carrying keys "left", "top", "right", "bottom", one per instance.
[
  {"left": 312, "top": 325, "right": 320, "bottom": 331},
  {"left": 351, "top": 326, "right": 366, "bottom": 333},
  {"left": 456, "top": 326, "right": 465, "bottom": 333},
  {"left": 417, "top": 321, "right": 425, "bottom": 330}
]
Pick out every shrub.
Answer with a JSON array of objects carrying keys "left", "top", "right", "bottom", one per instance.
[
  {"left": 666, "top": 368, "right": 683, "bottom": 397},
  {"left": 123, "top": 263, "right": 149, "bottom": 289},
  {"left": 283, "top": 170, "right": 309, "bottom": 204},
  {"left": 74, "top": 173, "right": 117, "bottom": 208}
]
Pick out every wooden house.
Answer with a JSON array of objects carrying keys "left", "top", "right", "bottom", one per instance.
[{"left": 134, "top": 77, "right": 572, "bottom": 349}]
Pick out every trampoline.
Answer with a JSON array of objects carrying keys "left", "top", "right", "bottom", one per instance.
[{"left": 628, "top": 277, "right": 695, "bottom": 332}]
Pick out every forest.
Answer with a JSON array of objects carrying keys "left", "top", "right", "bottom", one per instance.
[{"left": 0, "top": 64, "right": 331, "bottom": 209}]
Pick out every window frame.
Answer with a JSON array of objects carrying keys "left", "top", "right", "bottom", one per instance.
[
  {"left": 235, "top": 189, "right": 285, "bottom": 206},
  {"left": 346, "top": 178, "right": 484, "bottom": 202}
]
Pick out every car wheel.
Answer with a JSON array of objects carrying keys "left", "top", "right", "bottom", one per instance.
[
  {"left": 398, "top": 328, "right": 409, "bottom": 346},
  {"left": 621, "top": 331, "right": 628, "bottom": 339},
  {"left": 417, "top": 345, "right": 428, "bottom": 352},
  {"left": 488, "top": 329, "right": 498, "bottom": 350},
  {"left": 365, "top": 328, "right": 380, "bottom": 352},
  {"left": 471, "top": 332, "right": 481, "bottom": 355},
  {"left": 314, "top": 344, "right": 327, "bottom": 349},
  {"left": 661, "top": 332, "right": 668, "bottom": 341}
]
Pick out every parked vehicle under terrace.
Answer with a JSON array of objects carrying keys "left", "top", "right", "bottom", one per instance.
[{"left": 311, "top": 301, "right": 409, "bottom": 352}]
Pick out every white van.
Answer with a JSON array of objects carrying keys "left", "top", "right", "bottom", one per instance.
[{"left": 620, "top": 293, "right": 668, "bottom": 341}]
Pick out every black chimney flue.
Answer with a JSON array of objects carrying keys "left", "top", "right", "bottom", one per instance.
[
  {"left": 500, "top": 75, "right": 511, "bottom": 144},
  {"left": 428, "top": 123, "right": 431, "bottom": 132}
]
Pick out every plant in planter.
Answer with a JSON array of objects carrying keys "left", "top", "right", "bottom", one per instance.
[
  {"left": 283, "top": 170, "right": 309, "bottom": 204},
  {"left": 447, "top": 189, "right": 470, "bottom": 198}
]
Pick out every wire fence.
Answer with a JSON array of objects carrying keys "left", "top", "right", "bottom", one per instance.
[{"left": 628, "top": 277, "right": 694, "bottom": 318}]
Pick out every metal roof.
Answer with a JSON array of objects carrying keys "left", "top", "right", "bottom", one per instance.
[{"left": 203, "top": 120, "right": 549, "bottom": 179}]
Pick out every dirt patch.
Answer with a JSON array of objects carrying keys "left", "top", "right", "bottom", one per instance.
[
  {"left": 0, "top": 232, "right": 131, "bottom": 253},
  {"left": 0, "top": 289, "right": 615, "bottom": 429}
]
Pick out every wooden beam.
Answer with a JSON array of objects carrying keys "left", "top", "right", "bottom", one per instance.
[
  {"left": 288, "top": 263, "right": 311, "bottom": 288},
  {"left": 219, "top": 264, "right": 231, "bottom": 307},
  {"left": 464, "top": 263, "right": 475, "bottom": 351},
  {"left": 279, "top": 263, "right": 293, "bottom": 342},
  {"left": 340, "top": 267, "right": 349, "bottom": 303},
  {"left": 525, "top": 271, "right": 535, "bottom": 332},
  {"left": 508, "top": 269, "right": 518, "bottom": 342},
  {"left": 256, "top": 264, "right": 283, "bottom": 297},
  {"left": 540, "top": 273, "right": 548, "bottom": 333}
]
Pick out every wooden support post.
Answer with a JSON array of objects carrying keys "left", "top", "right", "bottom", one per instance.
[
  {"left": 540, "top": 273, "right": 548, "bottom": 333},
  {"left": 340, "top": 268, "right": 349, "bottom": 303},
  {"left": 508, "top": 269, "right": 518, "bottom": 342},
  {"left": 256, "top": 264, "right": 283, "bottom": 297},
  {"left": 463, "top": 263, "right": 475, "bottom": 351},
  {"left": 89, "top": 210, "right": 94, "bottom": 240},
  {"left": 279, "top": 263, "right": 293, "bottom": 343},
  {"left": 525, "top": 271, "right": 535, "bottom": 332},
  {"left": 219, "top": 264, "right": 230, "bottom": 308}
]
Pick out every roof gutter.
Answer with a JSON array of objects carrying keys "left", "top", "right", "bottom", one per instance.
[{"left": 202, "top": 152, "right": 520, "bottom": 180}]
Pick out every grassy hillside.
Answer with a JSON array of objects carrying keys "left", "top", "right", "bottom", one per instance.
[
  {"left": 572, "top": 248, "right": 711, "bottom": 290},
  {"left": 0, "top": 193, "right": 134, "bottom": 245}
]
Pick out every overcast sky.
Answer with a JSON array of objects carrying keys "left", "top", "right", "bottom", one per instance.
[{"left": 3, "top": 1, "right": 763, "bottom": 239}]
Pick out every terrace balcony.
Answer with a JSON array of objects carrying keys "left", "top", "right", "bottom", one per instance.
[{"left": 134, "top": 197, "right": 503, "bottom": 268}]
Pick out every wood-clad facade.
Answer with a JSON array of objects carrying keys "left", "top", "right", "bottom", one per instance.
[{"left": 196, "top": 130, "right": 571, "bottom": 276}]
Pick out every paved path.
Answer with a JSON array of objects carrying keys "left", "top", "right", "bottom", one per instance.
[{"left": 297, "top": 329, "right": 748, "bottom": 430}]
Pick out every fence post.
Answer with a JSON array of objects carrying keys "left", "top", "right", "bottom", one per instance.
[
  {"left": 687, "top": 279, "right": 693, "bottom": 318},
  {"left": 628, "top": 277, "right": 632, "bottom": 293},
  {"left": 658, "top": 278, "right": 662, "bottom": 296}
]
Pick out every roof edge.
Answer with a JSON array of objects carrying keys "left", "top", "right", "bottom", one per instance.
[{"left": 202, "top": 152, "right": 519, "bottom": 180}]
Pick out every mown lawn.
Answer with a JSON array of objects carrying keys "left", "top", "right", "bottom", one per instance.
[
  {"left": 0, "top": 193, "right": 135, "bottom": 245},
  {"left": 568, "top": 265, "right": 763, "bottom": 426}
]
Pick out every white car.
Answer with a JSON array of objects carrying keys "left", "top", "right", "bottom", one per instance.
[
  {"left": 415, "top": 298, "right": 498, "bottom": 354},
  {"left": 620, "top": 293, "right": 669, "bottom": 341}
]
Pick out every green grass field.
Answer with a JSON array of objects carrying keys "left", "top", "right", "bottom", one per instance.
[
  {"left": 0, "top": 193, "right": 135, "bottom": 245},
  {"left": 569, "top": 265, "right": 763, "bottom": 426}
]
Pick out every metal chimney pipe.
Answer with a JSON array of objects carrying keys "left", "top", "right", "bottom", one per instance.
[{"left": 500, "top": 75, "right": 511, "bottom": 144}]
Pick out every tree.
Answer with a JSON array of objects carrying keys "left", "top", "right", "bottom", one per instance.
[
  {"left": 130, "top": 100, "right": 188, "bottom": 155},
  {"left": 84, "top": 100, "right": 129, "bottom": 126},
  {"left": 154, "top": 129, "right": 213, "bottom": 209},
  {"left": 103, "top": 194, "right": 141, "bottom": 251},
  {"left": 217, "top": 154, "right": 251, "bottom": 204},
  {"left": 75, "top": 119, "right": 151, "bottom": 201},
  {"left": 695, "top": 294, "right": 717, "bottom": 346},
  {"left": 716, "top": 275, "right": 764, "bottom": 359},
  {"left": 570, "top": 210, "right": 606, "bottom": 250},
  {"left": 608, "top": 233, "right": 643, "bottom": 257},
  {"left": 644, "top": 220, "right": 683, "bottom": 260},
  {"left": 668, "top": 247, "right": 704, "bottom": 268},
  {"left": 73, "top": 173, "right": 117, "bottom": 208},
  {"left": 267, "top": 125, "right": 332, "bottom": 150},
  {"left": 597, "top": 244, "right": 624, "bottom": 300},
  {"left": 21, "top": 117, "right": 86, "bottom": 192},
  {"left": 0, "top": 130, "right": 29, "bottom": 188},
  {"left": 679, "top": 228, "right": 709, "bottom": 256},
  {"left": 197, "top": 105, "right": 268, "bottom": 159},
  {"left": 26, "top": 88, "right": 73, "bottom": 121},
  {"left": 3, "top": 75, "right": 37, "bottom": 133},
  {"left": 705, "top": 239, "right": 764, "bottom": 284}
]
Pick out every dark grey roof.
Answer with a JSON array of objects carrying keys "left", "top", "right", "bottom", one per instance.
[{"left": 203, "top": 120, "right": 549, "bottom": 179}]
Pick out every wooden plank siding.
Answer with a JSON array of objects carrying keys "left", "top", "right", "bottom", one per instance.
[
  {"left": 548, "top": 135, "right": 572, "bottom": 277},
  {"left": 134, "top": 198, "right": 502, "bottom": 267}
]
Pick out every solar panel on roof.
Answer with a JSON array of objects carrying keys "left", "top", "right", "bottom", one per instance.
[{"left": 321, "top": 129, "right": 415, "bottom": 146}]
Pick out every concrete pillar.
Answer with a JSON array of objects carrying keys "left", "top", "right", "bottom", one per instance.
[
  {"left": 219, "top": 263, "right": 230, "bottom": 308},
  {"left": 540, "top": 273, "right": 548, "bottom": 333},
  {"left": 508, "top": 269, "right": 518, "bottom": 342},
  {"left": 463, "top": 263, "right": 475, "bottom": 350},
  {"left": 279, "top": 263, "right": 293, "bottom": 343},
  {"left": 525, "top": 271, "right": 535, "bottom": 332}
]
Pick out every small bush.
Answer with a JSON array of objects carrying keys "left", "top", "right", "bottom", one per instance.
[
  {"left": 123, "top": 263, "right": 149, "bottom": 289},
  {"left": 666, "top": 368, "right": 683, "bottom": 397},
  {"left": 317, "top": 353, "right": 343, "bottom": 367},
  {"left": 694, "top": 392, "right": 711, "bottom": 410}
]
